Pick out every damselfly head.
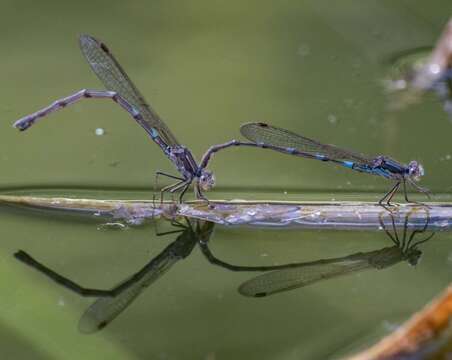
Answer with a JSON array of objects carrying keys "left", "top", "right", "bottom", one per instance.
[
  {"left": 408, "top": 161, "right": 424, "bottom": 181},
  {"left": 198, "top": 170, "right": 215, "bottom": 191},
  {"left": 406, "top": 248, "right": 422, "bottom": 266}
]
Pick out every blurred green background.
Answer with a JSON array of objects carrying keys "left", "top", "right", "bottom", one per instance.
[
  {"left": 1, "top": 0, "right": 451, "bottom": 199},
  {"left": 0, "top": 1, "right": 451, "bottom": 359}
]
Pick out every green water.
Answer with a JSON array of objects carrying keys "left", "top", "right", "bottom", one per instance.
[{"left": 0, "top": 1, "right": 451, "bottom": 359}]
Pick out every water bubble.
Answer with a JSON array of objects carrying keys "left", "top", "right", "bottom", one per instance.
[
  {"left": 297, "top": 44, "right": 311, "bottom": 57},
  {"left": 95, "top": 128, "right": 105, "bottom": 136},
  {"left": 328, "top": 114, "right": 338, "bottom": 124},
  {"left": 429, "top": 63, "right": 441, "bottom": 75}
]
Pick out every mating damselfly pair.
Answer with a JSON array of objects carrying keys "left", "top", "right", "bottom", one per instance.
[{"left": 13, "top": 34, "right": 430, "bottom": 205}]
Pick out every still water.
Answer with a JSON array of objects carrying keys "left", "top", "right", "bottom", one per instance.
[
  {"left": 0, "top": 1, "right": 451, "bottom": 359},
  {"left": 0, "top": 201, "right": 450, "bottom": 359}
]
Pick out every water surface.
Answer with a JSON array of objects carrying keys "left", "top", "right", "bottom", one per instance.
[{"left": 0, "top": 1, "right": 451, "bottom": 359}]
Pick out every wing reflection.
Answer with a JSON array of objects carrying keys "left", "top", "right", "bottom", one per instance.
[
  {"left": 78, "top": 220, "right": 215, "bottom": 333},
  {"left": 14, "top": 219, "right": 215, "bottom": 333},
  {"left": 13, "top": 208, "right": 435, "bottom": 332},
  {"left": 237, "top": 210, "right": 434, "bottom": 297}
]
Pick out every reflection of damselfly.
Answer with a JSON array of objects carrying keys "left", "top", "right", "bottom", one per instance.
[
  {"left": 14, "top": 220, "right": 215, "bottom": 333},
  {"left": 13, "top": 218, "right": 324, "bottom": 333},
  {"left": 12, "top": 210, "right": 434, "bottom": 332},
  {"left": 238, "top": 210, "right": 434, "bottom": 297}
]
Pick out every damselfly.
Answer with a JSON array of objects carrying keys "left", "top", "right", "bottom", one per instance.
[
  {"left": 13, "top": 35, "right": 239, "bottom": 201},
  {"left": 238, "top": 122, "right": 430, "bottom": 205}
]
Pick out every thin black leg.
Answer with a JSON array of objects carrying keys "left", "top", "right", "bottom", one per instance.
[
  {"left": 178, "top": 183, "right": 190, "bottom": 203},
  {"left": 168, "top": 180, "right": 190, "bottom": 194},
  {"left": 154, "top": 171, "right": 186, "bottom": 203},
  {"left": 155, "top": 171, "right": 184, "bottom": 182},
  {"left": 159, "top": 180, "right": 185, "bottom": 203},
  {"left": 156, "top": 228, "right": 185, "bottom": 236},
  {"left": 407, "top": 178, "right": 432, "bottom": 201},
  {"left": 378, "top": 212, "right": 399, "bottom": 246},
  {"left": 401, "top": 208, "right": 410, "bottom": 248},
  {"left": 194, "top": 184, "right": 209, "bottom": 202},
  {"left": 402, "top": 178, "right": 410, "bottom": 202},
  {"left": 15, "top": 251, "right": 117, "bottom": 297},
  {"left": 379, "top": 182, "right": 400, "bottom": 206},
  {"left": 403, "top": 178, "right": 418, "bottom": 205},
  {"left": 405, "top": 209, "right": 433, "bottom": 249},
  {"left": 156, "top": 173, "right": 193, "bottom": 203},
  {"left": 410, "top": 232, "right": 435, "bottom": 249}
]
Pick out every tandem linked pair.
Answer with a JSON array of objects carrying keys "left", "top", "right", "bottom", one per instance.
[{"left": 13, "top": 34, "right": 430, "bottom": 206}]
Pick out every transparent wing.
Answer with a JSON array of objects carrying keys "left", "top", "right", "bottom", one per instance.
[
  {"left": 78, "top": 255, "right": 178, "bottom": 334},
  {"left": 240, "top": 122, "right": 373, "bottom": 165},
  {"left": 238, "top": 247, "right": 403, "bottom": 297},
  {"left": 78, "top": 223, "right": 200, "bottom": 333},
  {"left": 79, "top": 34, "right": 179, "bottom": 146},
  {"left": 238, "top": 259, "right": 370, "bottom": 297}
]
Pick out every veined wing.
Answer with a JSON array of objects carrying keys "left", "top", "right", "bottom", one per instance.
[
  {"left": 238, "top": 246, "right": 402, "bottom": 297},
  {"left": 239, "top": 258, "right": 370, "bottom": 297},
  {"left": 78, "top": 223, "right": 199, "bottom": 333},
  {"left": 78, "top": 254, "right": 178, "bottom": 334},
  {"left": 79, "top": 34, "right": 179, "bottom": 146},
  {"left": 240, "top": 122, "right": 373, "bottom": 165}
]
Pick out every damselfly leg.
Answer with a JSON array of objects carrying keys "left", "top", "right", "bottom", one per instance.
[
  {"left": 378, "top": 208, "right": 435, "bottom": 254},
  {"left": 379, "top": 181, "right": 401, "bottom": 206}
]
